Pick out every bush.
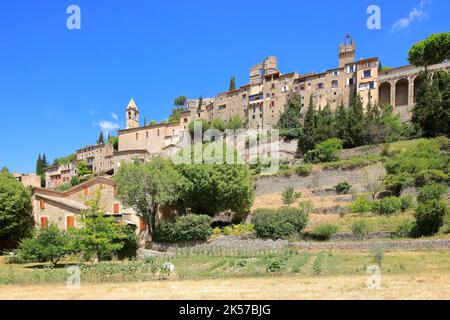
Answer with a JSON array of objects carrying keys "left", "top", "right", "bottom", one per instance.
[
  {"left": 252, "top": 207, "right": 309, "bottom": 239},
  {"left": 222, "top": 224, "right": 255, "bottom": 237},
  {"left": 310, "top": 223, "right": 338, "bottom": 241},
  {"left": 413, "top": 200, "right": 448, "bottom": 236},
  {"left": 263, "top": 250, "right": 295, "bottom": 273},
  {"left": 394, "top": 218, "right": 415, "bottom": 238},
  {"left": 304, "top": 138, "right": 343, "bottom": 164},
  {"left": 16, "top": 224, "right": 72, "bottom": 266},
  {"left": 335, "top": 182, "right": 352, "bottom": 194},
  {"left": 414, "top": 170, "right": 449, "bottom": 187},
  {"left": 371, "top": 197, "right": 402, "bottom": 215},
  {"left": 400, "top": 195, "right": 414, "bottom": 212},
  {"left": 417, "top": 183, "right": 447, "bottom": 203},
  {"left": 351, "top": 220, "right": 371, "bottom": 240},
  {"left": 350, "top": 195, "right": 373, "bottom": 213},
  {"left": 296, "top": 164, "right": 313, "bottom": 176},
  {"left": 281, "top": 186, "right": 300, "bottom": 207},
  {"left": 154, "top": 214, "right": 212, "bottom": 243},
  {"left": 117, "top": 226, "right": 139, "bottom": 260}
]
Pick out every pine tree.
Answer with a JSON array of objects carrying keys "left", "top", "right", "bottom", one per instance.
[
  {"left": 197, "top": 96, "right": 203, "bottom": 113},
  {"left": 229, "top": 76, "right": 236, "bottom": 91},
  {"left": 97, "top": 131, "right": 105, "bottom": 145}
]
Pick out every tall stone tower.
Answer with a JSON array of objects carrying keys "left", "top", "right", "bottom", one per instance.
[
  {"left": 126, "top": 98, "right": 139, "bottom": 129},
  {"left": 338, "top": 34, "right": 356, "bottom": 68}
]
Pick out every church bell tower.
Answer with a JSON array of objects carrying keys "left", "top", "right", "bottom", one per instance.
[{"left": 126, "top": 98, "right": 139, "bottom": 129}]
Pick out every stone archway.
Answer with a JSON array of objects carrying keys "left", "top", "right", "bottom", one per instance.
[
  {"left": 379, "top": 82, "right": 391, "bottom": 106},
  {"left": 395, "top": 78, "right": 409, "bottom": 106}
]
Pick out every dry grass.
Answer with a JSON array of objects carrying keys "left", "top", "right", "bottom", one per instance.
[{"left": 1, "top": 273, "right": 449, "bottom": 300}]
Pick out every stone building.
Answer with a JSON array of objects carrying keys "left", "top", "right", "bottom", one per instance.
[
  {"left": 45, "top": 162, "right": 78, "bottom": 188},
  {"left": 76, "top": 142, "right": 115, "bottom": 174},
  {"left": 13, "top": 173, "right": 41, "bottom": 188},
  {"left": 33, "top": 177, "right": 147, "bottom": 237}
]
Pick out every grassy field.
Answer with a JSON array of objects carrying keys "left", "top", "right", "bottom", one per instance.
[{"left": 1, "top": 249, "right": 450, "bottom": 299}]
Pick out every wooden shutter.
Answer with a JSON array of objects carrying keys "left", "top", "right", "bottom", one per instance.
[
  {"left": 113, "top": 203, "right": 120, "bottom": 214},
  {"left": 40, "top": 216, "right": 48, "bottom": 229},
  {"left": 139, "top": 218, "right": 147, "bottom": 231},
  {"left": 66, "top": 216, "right": 75, "bottom": 228},
  {"left": 39, "top": 199, "right": 45, "bottom": 209}
]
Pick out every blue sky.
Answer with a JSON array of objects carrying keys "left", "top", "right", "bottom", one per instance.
[{"left": 0, "top": 0, "right": 448, "bottom": 173}]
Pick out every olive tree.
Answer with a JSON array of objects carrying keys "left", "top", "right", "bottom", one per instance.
[{"left": 115, "top": 158, "right": 184, "bottom": 236}]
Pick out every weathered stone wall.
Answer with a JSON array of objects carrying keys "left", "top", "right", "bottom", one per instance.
[{"left": 255, "top": 164, "right": 386, "bottom": 196}]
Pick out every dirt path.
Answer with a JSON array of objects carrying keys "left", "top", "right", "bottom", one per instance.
[{"left": 1, "top": 273, "right": 449, "bottom": 300}]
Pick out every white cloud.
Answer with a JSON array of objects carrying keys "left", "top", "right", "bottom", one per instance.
[
  {"left": 98, "top": 121, "right": 120, "bottom": 135},
  {"left": 391, "top": 1, "right": 430, "bottom": 33},
  {"left": 111, "top": 113, "right": 118, "bottom": 120}
]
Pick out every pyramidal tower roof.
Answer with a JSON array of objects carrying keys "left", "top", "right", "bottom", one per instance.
[{"left": 126, "top": 98, "right": 138, "bottom": 111}]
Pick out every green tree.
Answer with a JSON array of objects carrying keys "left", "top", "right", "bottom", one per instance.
[
  {"left": 346, "top": 95, "right": 365, "bottom": 147},
  {"left": 413, "top": 70, "right": 450, "bottom": 137},
  {"left": 278, "top": 92, "right": 302, "bottom": 139},
  {"left": 75, "top": 189, "right": 128, "bottom": 261},
  {"left": 0, "top": 171, "right": 34, "bottom": 241},
  {"left": 229, "top": 76, "right": 236, "bottom": 91},
  {"left": 334, "top": 102, "right": 350, "bottom": 146},
  {"left": 115, "top": 158, "right": 183, "bottom": 236},
  {"left": 76, "top": 161, "right": 92, "bottom": 177},
  {"left": 97, "top": 131, "right": 105, "bottom": 145},
  {"left": 16, "top": 224, "right": 72, "bottom": 267},
  {"left": 188, "top": 119, "right": 211, "bottom": 138},
  {"left": 174, "top": 96, "right": 187, "bottom": 108},
  {"left": 315, "top": 104, "right": 335, "bottom": 142},
  {"left": 408, "top": 32, "right": 450, "bottom": 66},
  {"left": 281, "top": 186, "right": 300, "bottom": 207},
  {"left": 227, "top": 115, "right": 244, "bottom": 130},
  {"left": 36, "top": 154, "right": 43, "bottom": 176},
  {"left": 211, "top": 118, "right": 226, "bottom": 132},
  {"left": 197, "top": 96, "right": 204, "bottom": 113},
  {"left": 298, "top": 95, "right": 317, "bottom": 154},
  {"left": 176, "top": 163, "right": 254, "bottom": 218}
]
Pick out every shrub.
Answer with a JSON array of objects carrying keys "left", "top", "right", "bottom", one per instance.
[
  {"left": 417, "top": 183, "right": 447, "bottom": 203},
  {"left": 414, "top": 170, "right": 449, "bottom": 187},
  {"left": 351, "top": 220, "right": 371, "bottom": 240},
  {"left": 117, "top": 226, "right": 139, "bottom": 260},
  {"left": 310, "top": 223, "right": 338, "bottom": 241},
  {"left": 371, "top": 197, "right": 402, "bottom": 215},
  {"left": 304, "top": 138, "right": 343, "bottom": 164},
  {"left": 154, "top": 214, "right": 212, "bottom": 243},
  {"left": 16, "top": 224, "right": 72, "bottom": 266},
  {"left": 394, "top": 218, "right": 415, "bottom": 238},
  {"left": 222, "top": 224, "right": 255, "bottom": 237},
  {"left": 252, "top": 207, "right": 309, "bottom": 239},
  {"left": 413, "top": 200, "right": 448, "bottom": 236},
  {"left": 281, "top": 186, "right": 301, "bottom": 207},
  {"left": 335, "top": 182, "right": 352, "bottom": 194},
  {"left": 212, "top": 227, "right": 222, "bottom": 236},
  {"left": 400, "top": 195, "right": 414, "bottom": 212},
  {"left": 350, "top": 195, "right": 373, "bottom": 213},
  {"left": 263, "top": 250, "right": 294, "bottom": 273},
  {"left": 296, "top": 164, "right": 313, "bottom": 176}
]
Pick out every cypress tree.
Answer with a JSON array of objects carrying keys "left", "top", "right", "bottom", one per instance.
[
  {"left": 36, "top": 154, "right": 42, "bottom": 175},
  {"left": 229, "top": 76, "right": 236, "bottom": 91},
  {"left": 346, "top": 95, "right": 365, "bottom": 147},
  {"left": 97, "top": 131, "right": 105, "bottom": 145},
  {"left": 315, "top": 104, "right": 335, "bottom": 142},
  {"left": 298, "top": 95, "right": 317, "bottom": 154}
]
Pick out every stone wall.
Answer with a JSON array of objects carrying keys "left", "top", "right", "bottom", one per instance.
[{"left": 255, "top": 164, "right": 386, "bottom": 196}]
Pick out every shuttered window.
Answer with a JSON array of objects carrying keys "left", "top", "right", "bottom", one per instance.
[
  {"left": 40, "top": 216, "right": 48, "bottom": 229},
  {"left": 139, "top": 218, "right": 147, "bottom": 231},
  {"left": 66, "top": 216, "right": 75, "bottom": 229},
  {"left": 113, "top": 203, "right": 120, "bottom": 214},
  {"left": 40, "top": 199, "right": 45, "bottom": 209}
]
